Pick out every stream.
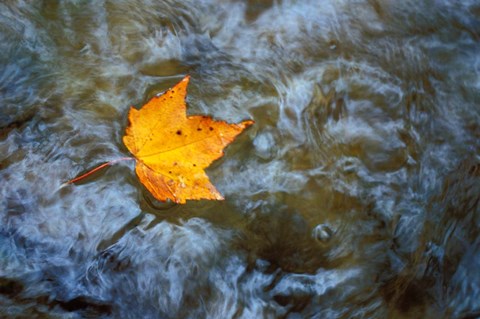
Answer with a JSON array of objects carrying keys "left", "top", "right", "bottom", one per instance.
[{"left": 1, "top": 1, "right": 480, "bottom": 318}]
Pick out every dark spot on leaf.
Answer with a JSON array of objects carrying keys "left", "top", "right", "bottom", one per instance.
[
  {"left": 176, "top": 130, "right": 182, "bottom": 135},
  {"left": 209, "top": 127, "right": 214, "bottom": 131},
  {"left": 193, "top": 164, "right": 196, "bottom": 167},
  {"left": 197, "top": 128, "right": 202, "bottom": 131},
  {"left": 168, "top": 171, "right": 172, "bottom": 174},
  {"left": 173, "top": 162, "right": 177, "bottom": 166}
]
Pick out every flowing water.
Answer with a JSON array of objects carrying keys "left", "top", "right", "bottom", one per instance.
[{"left": 1, "top": 1, "right": 480, "bottom": 318}]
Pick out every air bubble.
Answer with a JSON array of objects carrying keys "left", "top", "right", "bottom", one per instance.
[{"left": 312, "top": 224, "right": 333, "bottom": 243}]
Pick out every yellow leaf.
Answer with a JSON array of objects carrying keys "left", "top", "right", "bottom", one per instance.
[{"left": 123, "top": 76, "right": 253, "bottom": 204}]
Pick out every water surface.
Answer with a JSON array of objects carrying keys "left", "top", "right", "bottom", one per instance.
[{"left": 1, "top": 1, "right": 479, "bottom": 318}]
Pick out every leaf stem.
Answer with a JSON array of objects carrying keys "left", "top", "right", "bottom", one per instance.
[{"left": 66, "top": 157, "right": 135, "bottom": 184}]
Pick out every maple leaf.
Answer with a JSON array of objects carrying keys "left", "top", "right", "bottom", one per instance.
[
  {"left": 123, "top": 76, "right": 253, "bottom": 203},
  {"left": 68, "top": 76, "right": 253, "bottom": 204}
]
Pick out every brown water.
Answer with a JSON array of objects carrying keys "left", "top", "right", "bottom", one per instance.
[{"left": 1, "top": 1, "right": 480, "bottom": 318}]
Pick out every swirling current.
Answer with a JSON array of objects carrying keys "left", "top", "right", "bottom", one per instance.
[{"left": 1, "top": 1, "right": 479, "bottom": 318}]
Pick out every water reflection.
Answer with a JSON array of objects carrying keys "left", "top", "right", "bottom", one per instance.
[{"left": 1, "top": 0, "right": 479, "bottom": 318}]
